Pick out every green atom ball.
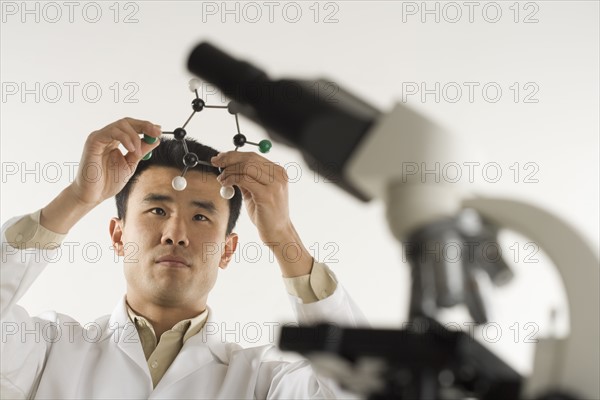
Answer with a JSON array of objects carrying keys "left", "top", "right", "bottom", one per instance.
[
  {"left": 143, "top": 134, "right": 158, "bottom": 144},
  {"left": 142, "top": 151, "right": 152, "bottom": 160},
  {"left": 258, "top": 140, "right": 272, "bottom": 154}
]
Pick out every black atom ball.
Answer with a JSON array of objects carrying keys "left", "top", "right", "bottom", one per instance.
[
  {"left": 183, "top": 152, "right": 199, "bottom": 167},
  {"left": 174, "top": 128, "right": 186, "bottom": 140},
  {"left": 233, "top": 134, "right": 247, "bottom": 147},
  {"left": 192, "top": 98, "right": 205, "bottom": 112},
  {"left": 227, "top": 101, "right": 240, "bottom": 115}
]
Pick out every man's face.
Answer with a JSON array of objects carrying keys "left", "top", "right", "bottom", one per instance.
[{"left": 110, "top": 166, "right": 237, "bottom": 309}]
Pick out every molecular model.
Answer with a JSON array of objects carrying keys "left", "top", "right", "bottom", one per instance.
[{"left": 142, "top": 78, "right": 272, "bottom": 200}]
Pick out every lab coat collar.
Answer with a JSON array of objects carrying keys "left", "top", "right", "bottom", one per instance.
[
  {"left": 106, "top": 296, "right": 231, "bottom": 392},
  {"left": 105, "top": 296, "right": 152, "bottom": 384}
]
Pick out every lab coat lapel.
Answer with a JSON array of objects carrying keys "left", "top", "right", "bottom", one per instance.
[
  {"left": 153, "top": 307, "right": 230, "bottom": 391},
  {"left": 154, "top": 333, "right": 222, "bottom": 390},
  {"left": 107, "top": 296, "right": 152, "bottom": 379}
]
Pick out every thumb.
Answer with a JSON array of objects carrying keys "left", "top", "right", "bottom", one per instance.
[
  {"left": 240, "top": 187, "right": 253, "bottom": 201},
  {"left": 140, "top": 136, "right": 161, "bottom": 157},
  {"left": 125, "top": 137, "right": 161, "bottom": 165}
]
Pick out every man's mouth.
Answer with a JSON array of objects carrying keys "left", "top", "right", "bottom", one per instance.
[{"left": 155, "top": 255, "right": 190, "bottom": 268}]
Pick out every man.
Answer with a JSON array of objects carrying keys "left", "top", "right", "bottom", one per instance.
[{"left": 1, "top": 118, "right": 366, "bottom": 399}]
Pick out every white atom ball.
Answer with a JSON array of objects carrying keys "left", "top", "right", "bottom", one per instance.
[
  {"left": 188, "top": 78, "right": 202, "bottom": 92},
  {"left": 220, "top": 186, "right": 235, "bottom": 200},
  {"left": 172, "top": 176, "right": 187, "bottom": 191}
]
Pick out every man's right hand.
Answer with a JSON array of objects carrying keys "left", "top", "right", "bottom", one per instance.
[
  {"left": 39, "top": 118, "right": 161, "bottom": 234},
  {"left": 70, "top": 118, "right": 161, "bottom": 207}
]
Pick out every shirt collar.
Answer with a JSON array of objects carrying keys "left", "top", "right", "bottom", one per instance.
[{"left": 126, "top": 301, "right": 209, "bottom": 344}]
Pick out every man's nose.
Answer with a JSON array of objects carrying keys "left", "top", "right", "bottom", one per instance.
[{"left": 161, "top": 218, "right": 190, "bottom": 247}]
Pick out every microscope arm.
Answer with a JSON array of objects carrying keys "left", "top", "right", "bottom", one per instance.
[{"left": 463, "top": 197, "right": 600, "bottom": 400}]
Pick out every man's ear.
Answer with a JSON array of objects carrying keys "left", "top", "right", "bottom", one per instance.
[
  {"left": 219, "top": 232, "right": 239, "bottom": 269},
  {"left": 109, "top": 217, "right": 124, "bottom": 257}
]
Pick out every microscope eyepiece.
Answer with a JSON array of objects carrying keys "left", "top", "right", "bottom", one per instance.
[{"left": 187, "top": 42, "right": 269, "bottom": 104}]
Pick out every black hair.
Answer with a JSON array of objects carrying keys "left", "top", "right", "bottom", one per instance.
[{"left": 115, "top": 137, "right": 242, "bottom": 235}]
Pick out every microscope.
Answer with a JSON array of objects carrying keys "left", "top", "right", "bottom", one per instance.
[{"left": 187, "top": 42, "right": 599, "bottom": 400}]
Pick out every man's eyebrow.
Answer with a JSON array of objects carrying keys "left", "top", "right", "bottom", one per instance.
[
  {"left": 143, "top": 193, "right": 173, "bottom": 203},
  {"left": 142, "top": 193, "right": 218, "bottom": 214},
  {"left": 190, "top": 200, "right": 218, "bottom": 215}
]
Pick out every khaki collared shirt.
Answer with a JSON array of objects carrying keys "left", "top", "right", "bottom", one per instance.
[
  {"left": 6, "top": 210, "right": 337, "bottom": 387},
  {"left": 126, "top": 305, "right": 209, "bottom": 387}
]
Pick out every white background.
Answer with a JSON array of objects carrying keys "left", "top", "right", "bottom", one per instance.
[{"left": 1, "top": 1, "right": 598, "bottom": 376}]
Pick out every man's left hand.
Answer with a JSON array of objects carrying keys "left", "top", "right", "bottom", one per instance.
[{"left": 211, "top": 151, "right": 313, "bottom": 277}]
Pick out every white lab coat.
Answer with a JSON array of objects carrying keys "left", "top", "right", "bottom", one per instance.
[{"left": 0, "top": 215, "right": 366, "bottom": 399}]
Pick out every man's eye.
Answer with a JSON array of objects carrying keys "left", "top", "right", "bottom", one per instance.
[
  {"left": 193, "top": 214, "right": 208, "bottom": 221},
  {"left": 150, "top": 208, "right": 165, "bottom": 216}
]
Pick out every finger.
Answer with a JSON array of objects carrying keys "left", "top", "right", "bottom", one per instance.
[
  {"left": 105, "top": 126, "right": 138, "bottom": 155},
  {"left": 219, "top": 168, "right": 288, "bottom": 203},
  {"left": 219, "top": 172, "right": 264, "bottom": 195},
  {"left": 116, "top": 125, "right": 155, "bottom": 157},
  {"left": 116, "top": 119, "right": 148, "bottom": 156},
  {"left": 139, "top": 136, "right": 161, "bottom": 160},
  {"left": 215, "top": 157, "right": 283, "bottom": 186},
  {"left": 239, "top": 186, "right": 252, "bottom": 200},
  {"left": 123, "top": 137, "right": 160, "bottom": 164},
  {"left": 218, "top": 164, "right": 275, "bottom": 186},
  {"left": 211, "top": 150, "right": 267, "bottom": 168},
  {"left": 122, "top": 117, "right": 162, "bottom": 138},
  {"left": 124, "top": 148, "right": 141, "bottom": 167},
  {"left": 120, "top": 118, "right": 162, "bottom": 156}
]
